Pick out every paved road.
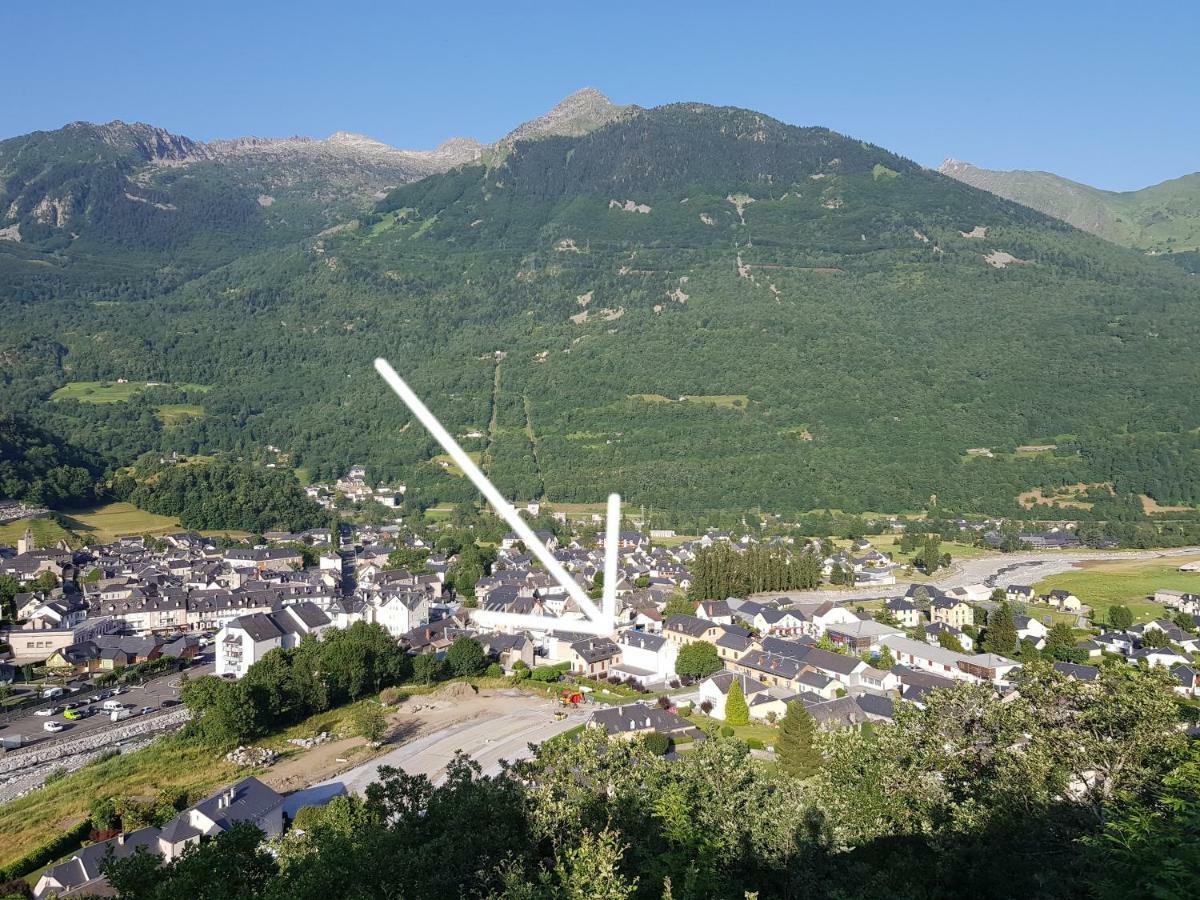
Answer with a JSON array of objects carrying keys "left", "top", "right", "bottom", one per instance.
[
  {"left": 323, "top": 704, "right": 589, "bottom": 795},
  {"left": 758, "top": 546, "right": 1200, "bottom": 605},
  {"left": 0, "top": 662, "right": 211, "bottom": 748}
]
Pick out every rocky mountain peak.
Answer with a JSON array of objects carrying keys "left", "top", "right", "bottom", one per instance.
[{"left": 493, "top": 87, "right": 629, "bottom": 155}]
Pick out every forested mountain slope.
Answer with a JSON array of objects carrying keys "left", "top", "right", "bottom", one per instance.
[
  {"left": 940, "top": 159, "right": 1200, "bottom": 259},
  {"left": 3, "top": 101, "right": 1200, "bottom": 519},
  {"left": 0, "top": 120, "right": 479, "bottom": 304}
]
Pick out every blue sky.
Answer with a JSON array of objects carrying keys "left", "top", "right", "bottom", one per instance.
[{"left": 1, "top": 1, "right": 1194, "bottom": 191}]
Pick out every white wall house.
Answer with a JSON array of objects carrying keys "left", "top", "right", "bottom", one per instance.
[
  {"left": 215, "top": 602, "right": 332, "bottom": 678},
  {"left": 611, "top": 631, "right": 679, "bottom": 687},
  {"left": 369, "top": 589, "right": 430, "bottom": 637}
]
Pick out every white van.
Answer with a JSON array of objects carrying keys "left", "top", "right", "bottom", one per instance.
[
  {"left": 40, "top": 686, "right": 64, "bottom": 700},
  {"left": 101, "top": 699, "right": 125, "bottom": 712}
]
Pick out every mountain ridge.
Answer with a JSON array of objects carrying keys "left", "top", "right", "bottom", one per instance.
[
  {"left": 939, "top": 158, "right": 1200, "bottom": 257},
  {"left": 3, "top": 97, "right": 1200, "bottom": 518}
]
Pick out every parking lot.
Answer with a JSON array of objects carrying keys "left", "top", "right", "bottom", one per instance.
[{"left": 0, "top": 661, "right": 212, "bottom": 749}]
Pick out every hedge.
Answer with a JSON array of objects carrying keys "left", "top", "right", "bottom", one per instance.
[{"left": 0, "top": 818, "right": 91, "bottom": 880}]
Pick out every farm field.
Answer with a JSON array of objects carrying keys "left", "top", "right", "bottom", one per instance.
[
  {"left": 57, "top": 502, "right": 183, "bottom": 542},
  {"left": 629, "top": 393, "right": 750, "bottom": 409},
  {"left": 50, "top": 381, "right": 210, "bottom": 404},
  {"left": 432, "top": 450, "right": 482, "bottom": 477},
  {"left": 0, "top": 517, "right": 73, "bottom": 549},
  {"left": 154, "top": 404, "right": 205, "bottom": 426},
  {"left": 1033, "top": 555, "right": 1200, "bottom": 624}
]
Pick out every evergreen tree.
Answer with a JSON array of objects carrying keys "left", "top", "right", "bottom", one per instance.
[
  {"left": 724, "top": 679, "right": 749, "bottom": 726},
  {"left": 982, "top": 601, "right": 1019, "bottom": 656},
  {"left": 776, "top": 701, "right": 822, "bottom": 778}
]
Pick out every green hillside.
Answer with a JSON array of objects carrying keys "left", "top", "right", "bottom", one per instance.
[
  {"left": 3, "top": 102, "right": 1200, "bottom": 520},
  {"left": 940, "top": 159, "right": 1200, "bottom": 257}
]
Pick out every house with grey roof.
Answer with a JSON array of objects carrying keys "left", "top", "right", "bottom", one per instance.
[
  {"left": 215, "top": 602, "right": 331, "bottom": 678},
  {"left": 34, "top": 777, "right": 284, "bottom": 899}
]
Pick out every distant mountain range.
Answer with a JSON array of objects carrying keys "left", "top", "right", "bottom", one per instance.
[
  {"left": 2, "top": 91, "right": 1199, "bottom": 518},
  {"left": 939, "top": 159, "right": 1200, "bottom": 264}
]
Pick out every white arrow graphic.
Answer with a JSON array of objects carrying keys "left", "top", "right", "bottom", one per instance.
[{"left": 375, "top": 358, "right": 619, "bottom": 638}]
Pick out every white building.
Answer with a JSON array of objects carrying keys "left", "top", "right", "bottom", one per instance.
[
  {"left": 215, "top": 602, "right": 332, "bottom": 678},
  {"left": 368, "top": 589, "right": 431, "bottom": 637},
  {"left": 610, "top": 630, "right": 679, "bottom": 687}
]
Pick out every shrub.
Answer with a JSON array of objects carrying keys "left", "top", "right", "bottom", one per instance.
[
  {"left": 746, "top": 737, "right": 765, "bottom": 750},
  {"left": 700, "top": 700, "right": 713, "bottom": 714},
  {"left": 642, "top": 732, "right": 671, "bottom": 755},
  {"left": 379, "top": 686, "right": 405, "bottom": 705},
  {"left": 529, "top": 664, "right": 568, "bottom": 683},
  {"left": 484, "top": 662, "right": 504, "bottom": 678},
  {"left": 657, "top": 695, "right": 672, "bottom": 709},
  {"left": 720, "top": 725, "right": 735, "bottom": 738}
]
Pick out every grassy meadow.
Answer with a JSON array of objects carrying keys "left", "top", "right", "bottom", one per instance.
[{"left": 1034, "top": 556, "right": 1200, "bottom": 624}]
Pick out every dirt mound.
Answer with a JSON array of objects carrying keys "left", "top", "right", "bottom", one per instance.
[{"left": 432, "top": 681, "right": 478, "bottom": 702}]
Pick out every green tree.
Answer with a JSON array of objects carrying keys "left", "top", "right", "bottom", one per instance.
[
  {"left": 104, "top": 822, "right": 277, "bottom": 899},
  {"left": 412, "top": 653, "right": 446, "bottom": 684},
  {"left": 90, "top": 796, "right": 120, "bottom": 832},
  {"left": 446, "top": 636, "right": 487, "bottom": 677},
  {"left": 1045, "top": 623, "right": 1081, "bottom": 661},
  {"left": 982, "top": 601, "right": 1019, "bottom": 656},
  {"left": 1108, "top": 604, "right": 1135, "bottom": 630},
  {"left": 938, "top": 630, "right": 966, "bottom": 653},
  {"left": 776, "top": 701, "right": 821, "bottom": 778},
  {"left": 675, "top": 641, "right": 722, "bottom": 680},
  {"left": 354, "top": 703, "right": 388, "bottom": 744},
  {"left": 551, "top": 827, "right": 639, "bottom": 900},
  {"left": 662, "top": 595, "right": 695, "bottom": 618},
  {"left": 386, "top": 546, "right": 430, "bottom": 572},
  {"left": 724, "top": 679, "right": 749, "bottom": 726}
]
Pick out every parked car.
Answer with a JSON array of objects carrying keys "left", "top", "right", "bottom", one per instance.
[
  {"left": 43, "top": 721, "right": 65, "bottom": 733},
  {"left": 34, "top": 707, "right": 61, "bottom": 717},
  {"left": 139, "top": 706, "right": 154, "bottom": 715},
  {"left": 161, "top": 699, "right": 180, "bottom": 708},
  {"left": 63, "top": 708, "right": 84, "bottom": 720},
  {"left": 88, "top": 694, "right": 102, "bottom": 703},
  {"left": 40, "top": 687, "right": 64, "bottom": 700}
]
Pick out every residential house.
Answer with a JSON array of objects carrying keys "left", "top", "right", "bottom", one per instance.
[
  {"left": 1044, "top": 589, "right": 1082, "bottom": 612},
  {"left": 929, "top": 597, "right": 974, "bottom": 629},
  {"left": 663, "top": 614, "right": 724, "bottom": 647},
  {"left": 215, "top": 602, "right": 332, "bottom": 678},
  {"left": 588, "top": 701, "right": 698, "bottom": 741},
  {"left": 883, "top": 597, "right": 921, "bottom": 629},
  {"left": 612, "top": 631, "right": 679, "bottom": 687},
  {"left": 568, "top": 638, "right": 621, "bottom": 678},
  {"left": 34, "top": 777, "right": 285, "bottom": 900},
  {"left": 698, "top": 671, "right": 771, "bottom": 720}
]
